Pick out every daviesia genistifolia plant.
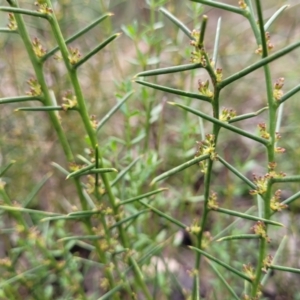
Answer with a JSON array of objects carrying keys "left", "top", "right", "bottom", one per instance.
[{"left": 0, "top": 0, "right": 300, "bottom": 299}]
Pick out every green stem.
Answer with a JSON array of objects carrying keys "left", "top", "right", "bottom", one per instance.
[{"left": 45, "top": 2, "right": 152, "bottom": 297}]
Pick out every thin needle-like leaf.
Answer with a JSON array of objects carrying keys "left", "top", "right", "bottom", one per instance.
[
  {"left": 159, "top": 7, "right": 194, "bottom": 40},
  {"left": 261, "top": 235, "right": 288, "bottom": 285},
  {"left": 213, "top": 207, "right": 256, "bottom": 241},
  {"left": 282, "top": 191, "right": 300, "bottom": 206},
  {"left": 229, "top": 106, "right": 268, "bottom": 123},
  {"left": 217, "top": 156, "right": 256, "bottom": 189},
  {"left": 212, "top": 17, "right": 222, "bottom": 66},
  {"left": 169, "top": 102, "right": 269, "bottom": 145},
  {"left": 280, "top": 83, "right": 300, "bottom": 104},
  {"left": 0, "top": 160, "right": 16, "bottom": 177},
  {"left": 118, "top": 188, "right": 168, "bottom": 206},
  {"left": 15, "top": 106, "right": 72, "bottom": 111},
  {"left": 189, "top": 246, "right": 252, "bottom": 282},
  {"left": 0, "top": 6, "right": 47, "bottom": 18},
  {"left": 134, "top": 63, "right": 202, "bottom": 78},
  {"left": 66, "top": 163, "right": 95, "bottom": 179},
  {"left": 74, "top": 33, "right": 120, "bottom": 69},
  {"left": 51, "top": 162, "right": 70, "bottom": 176},
  {"left": 135, "top": 80, "right": 211, "bottom": 103},
  {"left": 0, "top": 205, "right": 60, "bottom": 216},
  {"left": 43, "top": 13, "right": 113, "bottom": 60},
  {"left": 0, "top": 96, "right": 42, "bottom": 104},
  {"left": 151, "top": 154, "right": 209, "bottom": 185},
  {"left": 264, "top": 5, "right": 289, "bottom": 31},
  {"left": 109, "top": 209, "right": 149, "bottom": 230},
  {"left": 140, "top": 201, "right": 187, "bottom": 229},
  {"left": 23, "top": 172, "right": 52, "bottom": 207},
  {"left": 270, "top": 175, "right": 300, "bottom": 184},
  {"left": 270, "top": 265, "right": 300, "bottom": 274},
  {"left": 97, "top": 91, "right": 134, "bottom": 132},
  {"left": 220, "top": 40, "right": 300, "bottom": 88},
  {"left": 217, "top": 234, "right": 260, "bottom": 242},
  {"left": 0, "top": 28, "right": 17, "bottom": 33},
  {"left": 111, "top": 156, "right": 141, "bottom": 187},
  {"left": 207, "top": 260, "right": 240, "bottom": 300},
  {"left": 190, "top": 0, "right": 245, "bottom": 15},
  {"left": 211, "top": 207, "right": 283, "bottom": 226}
]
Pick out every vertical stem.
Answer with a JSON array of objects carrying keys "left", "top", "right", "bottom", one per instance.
[
  {"left": 247, "top": 1, "right": 276, "bottom": 296},
  {"left": 45, "top": 1, "right": 152, "bottom": 298}
]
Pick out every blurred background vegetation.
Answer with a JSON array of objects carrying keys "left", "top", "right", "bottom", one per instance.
[{"left": 1, "top": 0, "right": 300, "bottom": 299}]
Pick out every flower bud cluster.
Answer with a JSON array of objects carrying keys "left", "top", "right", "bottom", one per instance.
[
  {"left": 270, "top": 189, "right": 288, "bottom": 211},
  {"left": 35, "top": 2, "right": 53, "bottom": 14},
  {"left": 26, "top": 78, "right": 42, "bottom": 96},
  {"left": 255, "top": 32, "right": 274, "bottom": 55},
  {"left": 62, "top": 91, "right": 77, "bottom": 111},
  {"left": 262, "top": 254, "right": 273, "bottom": 273},
  {"left": 207, "top": 191, "right": 218, "bottom": 209},
  {"left": 32, "top": 37, "right": 46, "bottom": 58},
  {"left": 273, "top": 77, "right": 284, "bottom": 101},
  {"left": 238, "top": 1, "right": 247, "bottom": 9},
  {"left": 68, "top": 47, "right": 81, "bottom": 65},
  {"left": 198, "top": 79, "right": 213, "bottom": 98},
  {"left": 7, "top": 13, "right": 17, "bottom": 31},
  {"left": 251, "top": 221, "right": 270, "bottom": 242},
  {"left": 220, "top": 107, "right": 236, "bottom": 122},
  {"left": 196, "top": 134, "right": 217, "bottom": 173}
]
